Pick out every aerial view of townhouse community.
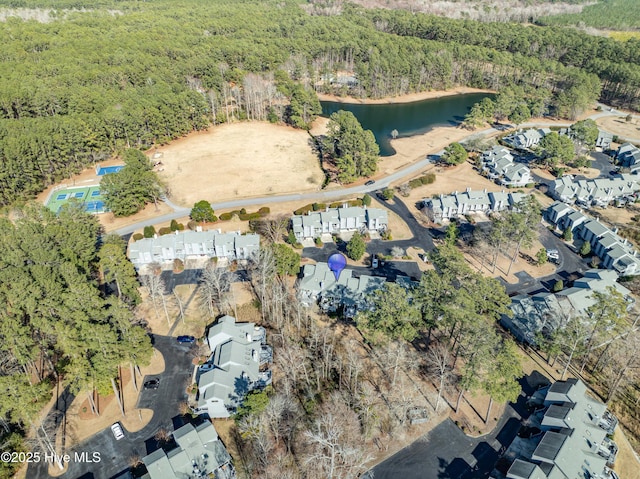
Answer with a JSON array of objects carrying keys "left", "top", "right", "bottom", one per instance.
[{"left": 4, "top": 1, "right": 640, "bottom": 479}]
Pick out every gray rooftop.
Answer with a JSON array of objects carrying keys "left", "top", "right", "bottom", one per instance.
[
  {"left": 507, "top": 459, "right": 547, "bottom": 479},
  {"left": 532, "top": 432, "right": 566, "bottom": 463},
  {"left": 297, "top": 262, "right": 386, "bottom": 311},
  {"left": 198, "top": 315, "right": 269, "bottom": 415},
  {"left": 142, "top": 422, "right": 230, "bottom": 479}
]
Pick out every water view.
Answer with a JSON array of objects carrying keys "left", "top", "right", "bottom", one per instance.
[{"left": 321, "top": 92, "right": 493, "bottom": 156}]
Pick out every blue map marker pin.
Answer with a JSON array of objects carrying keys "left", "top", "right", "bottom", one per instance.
[{"left": 327, "top": 253, "right": 347, "bottom": 281}]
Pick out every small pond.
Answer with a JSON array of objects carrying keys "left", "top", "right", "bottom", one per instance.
[{"left": 321, "top": 92, "right": 494, "bottom": 156}]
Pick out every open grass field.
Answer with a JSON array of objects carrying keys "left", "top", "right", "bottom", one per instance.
[
  {"left": 154, "top": 122, "right": 324, "bottom": 207},
  {"left": 596, "top": 115, "right": 640, "bottom": 142}
]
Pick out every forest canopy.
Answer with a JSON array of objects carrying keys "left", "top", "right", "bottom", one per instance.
[
  {"left": 0, "top": 0, "right": 638, "bottom": 206},
  {"left": 0, "top": 203, "right": 152, "bottom": 432}
]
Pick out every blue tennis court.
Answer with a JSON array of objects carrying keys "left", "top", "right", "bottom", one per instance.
[
  {"left": 84, "top": 200, "right": 105, "bottom": 213},
  {"left": 56, "top": 194, "right": 68, "bottom": 200},
  {"left": 74, "top": 192, "right": 85, "bottom": 198},
  {"left": 96, "top": 165, "right": 124, "bottom": 176},
  {"left": 91, "top": 190, "right": 101, "bottom": 197}
]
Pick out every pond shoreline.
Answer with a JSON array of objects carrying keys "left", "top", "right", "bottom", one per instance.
[
  {"left": 316, "top": 87, "right": 494, "bottom": 105},
  {"left": 320, "top": 91, "right": 494, "bottom": 156}
]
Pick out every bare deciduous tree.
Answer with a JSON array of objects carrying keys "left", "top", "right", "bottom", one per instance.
[
  {"left": 426, "top": 342, "right": 454, "bottom": 412},
  {"left": 200, "top": 263, "right": 235, "bottom": 317},
  {"left": 248, "top": 249, "right": 276, "bottom": 319},
  {"left": 303, "top": 393, "right": 372, "bottom": 479},
  {"left": 250, "top": 215, "right": 290, "bottom": 243},
  {"left": 29, "top": 412, "right": 65, "bottom": 470},
  {"left": 141, "top": 272, "right": 171, "bottom": 325},
  {"left": 603, "top": 331, "right": 640, "bottom": 402}
]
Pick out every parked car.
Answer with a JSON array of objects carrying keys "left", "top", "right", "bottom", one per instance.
[
  {"left": 144, "top": 378, "right": 160, "bottom": 390},
  {"left": 111, "top": 422, "right": 125, "bottom": 440},
  {"left": 177, "top": 335, "right": 196, "bottom": 344},
  {"left": 546, "top": 249, "right": 560, "bottom": 263},
  {"left": 372, "top": 258, "right": 379, "bottom": 268},
  {"left": 365, "top": 180, "right": 375, "bottom": 186}
]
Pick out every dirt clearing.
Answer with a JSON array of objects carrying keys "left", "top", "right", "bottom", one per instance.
[
  {"left": 596, "top": 116, "right": 640, "bottom": 142},
  {"left": 154, "top": 122, "right": 324, "bottom": 207}
]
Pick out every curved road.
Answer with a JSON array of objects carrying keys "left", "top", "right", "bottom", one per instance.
[
  {"left": 114, "top": 107, "right": 640, "bottom": 236},
  {"left": 114, "top": 106, "right": 637, "bottom": 237}
]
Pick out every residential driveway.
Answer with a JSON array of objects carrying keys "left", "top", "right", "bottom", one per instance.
[
  {"left": 590, "top": 151, "right": 613, "bottom": 176},
  {"left": 372, "top": 194, "right": 436, "bottom": 253},
  {"left": 368, "top": 411, "right": 521, "bottom": 479},
  {"left": 302, "top": 242, "right": 423, "bottom": 281},
  {"left": 28, "top": 336, "right": 195, "bottom": 479},
  {"left": 367, "top": 374, "right": 546, "bottom": 479},
  {"left": 498, "top": 225, "right": 588, "bottom": 296},
  {"left": 501, "top": 271, "right": 541, "bottom": 296},
  {"left": 300, "top": 196, "right": 434, "bottom": 281}
]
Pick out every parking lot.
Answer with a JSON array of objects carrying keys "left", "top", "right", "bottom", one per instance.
[{"left": 28, "top": 336, "right": 195, "bottom": 479}]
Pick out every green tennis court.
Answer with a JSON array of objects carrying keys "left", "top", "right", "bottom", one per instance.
[{"left": 46, "top": 186, "right": 108, "bottom": 214}]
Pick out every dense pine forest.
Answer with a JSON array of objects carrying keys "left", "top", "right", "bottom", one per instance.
[
  {"left": 0, "top": 0, "right": 638, "bottom": 207},
  {"left": 0, "top": 204, "right": 151, "bottom": 478},
  {"left": 539, "top": 0, "right": 640, "bottom": 30}
]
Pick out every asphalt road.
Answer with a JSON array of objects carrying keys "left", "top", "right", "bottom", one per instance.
[
  {"left": 28, "top": 336, "right": 195, "bottom": 479},
  {"left": 298, "top": 195, "right": 433, "bottom": 281},
  {"left": 368, "top": 403, "right": 521, "bottom": 479},
  {"left": 499, "top": 224, "right": 588, "bottom": 296},
  {"left": 111, "top": 106, "right": 631, "bottom": 238},
  {"left": 112, "top": 130, "right": 502, "bottom": 236}
]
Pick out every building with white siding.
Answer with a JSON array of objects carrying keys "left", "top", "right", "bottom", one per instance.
[
  {"left": 422, "top": 188, "right": 527, "bottom": 222},
  {"left": 128, "top": 230, "right": 259, "bottom": 269},
  {"left": 291, "top": 206, "right": 388, "bottom": 241}
]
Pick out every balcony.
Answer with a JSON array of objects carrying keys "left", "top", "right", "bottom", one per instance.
[
  {"left": 259, "top": 345, "right": 273, "bottom": 366},
  {"left": 598, "top": 410, "right": 618, "bottom": 434},
  {"left": 597, "top": 437, "right": 618, "bottom": 466},
  {"left": 251, "top": 326, "right": 266, "bottom": 344},
  {"left": 253, "top": 370, "right": 272, "bottom": 389}
]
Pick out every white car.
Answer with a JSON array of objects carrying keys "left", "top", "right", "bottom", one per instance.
[
  {"left": 111, "top": 422, "right": 125, "bottom": 441},
  {"left": 372, "top": 258, "right": 379, "bottom": 268}
]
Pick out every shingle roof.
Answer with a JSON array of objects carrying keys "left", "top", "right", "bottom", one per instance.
[{"left": 507, "top": 459, "right": 547, "bottom": 479}]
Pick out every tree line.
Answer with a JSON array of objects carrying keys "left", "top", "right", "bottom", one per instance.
[
  {"left": 0, "top": 204, "right": 151, "bottom": 476},
  {"left": 369, "top": 7, "right": 640, "bottom": 109},
  {"left": 356, "top": 242, "right": 522, "bottom": 423},
  {"left": 0, "top": 0, "right": 637, "bottom": 206}
]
